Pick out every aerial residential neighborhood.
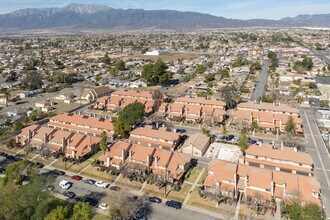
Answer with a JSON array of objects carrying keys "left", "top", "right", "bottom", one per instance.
[{"left": 0, "top": 2, "right": 330, "bottom": 220}]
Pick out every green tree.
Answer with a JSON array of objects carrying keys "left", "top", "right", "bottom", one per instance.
[
  {"left": 115, "top": 60, "right": 125, "bottom": 71},
  {"left": 195, "top": 64, "right": 207, "bottom": 74},
  {"left": 142, "top": 60, "right": 170, "bottom": 86},
  {"left": 251, "top": 120, "right": 259, "bottom": 131},
  {"left": 114, "top": 118, "right": 132, "bottom": 137},
  {"left": 238, "top": 128, "right": 249, "bottom": 153},
  {"left": 178, "top": 67, "right": 185, "bottom": 75},
  {"left": 217, "top": 68, "right": 230, "bottom": 78},
  {"left": 285, "top": 116, "right": 296, "bottom": 134},
  {"left": 219, "top": 85, "right": 238, "bottom": 109},
  {"left": 267, "top": 51, "right": 277, "bottom": 61},
  {"left": 100, "top": 131, "right": 108, "bottom": 155},
  {"left": 118, "top": 102, "right": 145, "bottom": 126},
  {"left": 70, "top": 202, "right": 93, "bottom": 220},
  {"left": 204, "top": 73, "right": 216, "bottom": 82},
  {"left": 102, "top": 54, "right": 111, "bottom": 65},
  {"left": 21, "top": 71, "right": 43, "bottom": 90},
  {"left": 282, "top": 202, "right": 323, "bottom": 220},
  {"left": 45, "top": 206, "right": 68, "bottom": 220},
  {"left": 13, "top": 120, "right": 24, "bottom": 131}
]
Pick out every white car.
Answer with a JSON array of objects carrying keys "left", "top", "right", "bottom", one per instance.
[
  {"left": 98, "top": 202, "right": 109, "bottom": 210},
  {"left": 59, "top": 180, "right": 72, "bottom": 189},
  {"left": 95, "top": 181, "right": 109, "bottom": 188}
]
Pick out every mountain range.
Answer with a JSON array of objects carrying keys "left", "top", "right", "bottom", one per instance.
[{"left": 0, "top": 3, "right": 329, "bottom": 31}]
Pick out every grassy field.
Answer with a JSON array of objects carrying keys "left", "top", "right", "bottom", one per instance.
[
  {"left": 81, "top": 166, "right": 117, "bottom": 183},
  {"left": 92, "top": 213, "right": 108, "bottom": 220},
  {"left": 143, "top": 183, "right": 191, "bottom": 203},
  {"left": 186, "top": 188, "right": 221, "bottom": 212},
  {"left": 32, "top": 155, "right": 56, "bottom": 165},
  {"left": 197, "top": 169, "right": 208, "bottom": 185},
  {"left": 115, "top": 176, "right": 143, "bottom": 191},
  {"left": 186, "top": 166, "right": 203, "bottom": 183}
]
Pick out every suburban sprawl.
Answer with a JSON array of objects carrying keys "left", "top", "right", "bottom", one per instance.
[{"left": 0, "top": 26, "right": 330, "bottom": 220}]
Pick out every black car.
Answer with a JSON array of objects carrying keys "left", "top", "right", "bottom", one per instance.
[
  {"left": 6, "top": 155, "right": 15, "bottom": 160},
  {"left": 165, "top": 200, "right": 182, "bottom": 209},
  {"left": 63, "top": 191, "right": 76, "bottom": 198},
  {"left": 149, "top": 197, "right": 162, "bottom": 203},
  {"left": 51, "top": 169, "right": 65, "bottom": 176},
  {"left": 176, "top": 129, "right": 186, "bottom": 134},
  {"left": 84, "top": 179, "right": 96, "bottom": 185},
  {"left": 0, "top": 167, "right": 6, "bottom": 175},
  {"left": 82, "top": 197, "right": 98, "bottom": 206},
  {"left": 35, "top": 162, "right": 44, "bottom": 168},
  {"left": 248, "top": 138, "right": 257, "bottom": 145},
  {"left": 225, "top": 135, "right": 235, "bottom": 141},
  {"left": 110, "top": 186, "right": 121, "bottom": 191}
]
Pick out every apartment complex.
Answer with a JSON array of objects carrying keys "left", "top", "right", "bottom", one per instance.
[
  {"left": 232, "top": 102, "right": 303, "bottom": 133},
  {"left": 204, "top": 160, "right": 321, "bottom": 207},
  {"left": 48, "top": 113, "right": 115, "bottom": 140},
  {"left": 245, "top": 143, "right": 313, "bottom": 176},
  {"left": 92, "top": 89, "right": 161, "bottom": 114},
  {"left": 98, "top": 141, "right": 191, "bottom": 182},
  {"left": 128, "top": 125, "right": 184, "bottom": 151},
  {"left": 158, "top": 96, "right": 226, "bottom": 125},
  {"left": 81, "top": 86, "right": 112, "bottom": 101},
  {"left": 16, "top": 124, "right": 100, "bottom": 160}
]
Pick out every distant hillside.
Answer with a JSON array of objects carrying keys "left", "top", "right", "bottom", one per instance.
[{"left": 0, "top": 3, "right": 329, "bottom": 31}]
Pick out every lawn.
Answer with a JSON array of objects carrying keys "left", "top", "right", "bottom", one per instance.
[
  {"left": 197, "top": 169, "right": 208, "bottom": 185},
  {"left": 0, "top": 146, "right": 21, "bottom": 155},
  {"left": 92, "top": 213, "right": 108, "bottom": 220},
  {"left": 17, "top": 152, "right": 38, "bottom": 161},
  {"left": 90, "top": 151, "right": 103, "bottom": 160},
  {"left": 143, "top": 183, "right": 191, "bottom": 203},
  {"left": 51, "top": 159, "right": 91, "bottom": 173},
  {"left": 31, "top": 155, "right": 56, "bottom": 165},
  {"left": 186, "top": 188, "right": 221, "bottom": 213},
  {"left": 81, "top": 166, "right": 117, "bottom": 183},
  {"left": 186, "top": 166, "right": 203, "bottom": 183},
  {"left": 115, "top": 176, "right": 143, "bottom": 191}
]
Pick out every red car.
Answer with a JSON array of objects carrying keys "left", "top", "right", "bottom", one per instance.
[{"left": 71, "top": 175, "right": 83, "bottom": 181}]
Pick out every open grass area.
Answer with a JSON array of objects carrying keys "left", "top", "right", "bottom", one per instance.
[
  {"left": 187, "top": 188, "right": 221, "bottom": 213},
  {"left": 51, "top": 159, "right": 91, "bottom": 173},
  {"left": 92, "top": 213, "right": 108, "bottom": 220},
  {"left": 197, "top": 169, "right": 208, "bottom": 185},
  {"left": 186, "top": 166, "right": 203, "bottom": 183},
  {"left": 143, "top": 183, "right": 191, "bottom": 203},
  {"left": 17, "top": 152, "right": 38, "bottom": 160},
  {"left": 30, "top": 155, "right": 55, "bottom": 165},
  {"left": 90, "top": 151, "right": 103, "bottom": 160},
  {"left": 0, "top": 146, "right": 21, "bottom": 155},
  {"left": 81, "top": 166, "right": 117, "bottom": 183},
  {"left": 115, "top": 176, "right": 143, "bottom": 191}
]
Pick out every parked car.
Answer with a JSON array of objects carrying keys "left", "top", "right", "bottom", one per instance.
[
  {"left": 0, "top": 167, "right": 6, "bottom": 175},
  {"left": 95, "top": 181, "right": 109, "bottom": 188},
  {"left": 248, "top": 138, "right": 257, "bottom": 145},
  {"left": 225, "top": 135, "right": 235, "bottom": 141},
  {"left": 82, "top": 197, "right": 98, "bottom": 206},
  {"left": 59, "top": 180, "right": 72, "bottom": 189},
  {"left": 84, "top": 179, "right": 96, "bottom": 185},
  {"left": 63, "top": 191, "right": 76, "bottom": 198},
  {"left": 176, "top": 129, "right": 186, "bottom": 134},
  {"left": 52, "top": 169, "right": 65, "bottom": 176},
  {"left": 148, "top": 197, "right": 162, "bottom": 203},
  {"left": 110, "top": 186, "right": 121, "bottom": 191},
  {"left": 98, "top": 202, "right": 109, "bottom": 210},
  {"left": 34, "top": 162, "right": 44, "bottom": 168},
  {"left": 165, "top": 200, "right": 182, "bottom": 209},
  {"left": 71, "top": 175, "right": 83, "bottom": 181},
  {"left": 133, "top": 213, "right": 148, "bottom": 220}
]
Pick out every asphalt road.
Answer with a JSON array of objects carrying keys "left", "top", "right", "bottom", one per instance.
[
  {"left": 300, "top": 107, "right": 330, "bottom": 219},
  {"left": 251, "top": 59, "right": 269, "bottom": 101}
]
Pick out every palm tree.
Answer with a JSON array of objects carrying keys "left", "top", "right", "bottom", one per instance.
[{"left": 3, "top": 89, "right": 10, "bottom": 107}]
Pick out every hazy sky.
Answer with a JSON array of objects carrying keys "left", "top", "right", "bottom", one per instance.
[{"left": 0, "top": 0, "right": 329, "bottom": 19}]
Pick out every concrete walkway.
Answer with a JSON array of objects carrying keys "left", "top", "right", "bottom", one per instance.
[
  {"left": 78, "top": 164, "right": 90, "bottom": 175},
  {"left": 275, "top": 201, "right": 281, "bottom": 220},
  {"left": 183, "top": 167, "right": 205, "bottom": 204},
  {"left": 234, "top": 196, "right": 241, "bottom": 220}
]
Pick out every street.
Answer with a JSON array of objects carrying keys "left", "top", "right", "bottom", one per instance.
[
  {"left": 300, "top": 107, "right": 330, "bottom": 219},
  {"left": 251, "top": 59, "right": 269, "bottom": 101}
]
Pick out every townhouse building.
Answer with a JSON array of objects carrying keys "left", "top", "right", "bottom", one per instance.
[
  {"left": 245, "top": 143, "right": 313, "bottom": 176},
  {"left": 92, "top": 90, "right": 160, "bottom": 114},
  {"left": 232, "top": 101, "right": 303, "bottom": 133},
  {"left": 203, "top": 160, "right": 321, "bottom": 207},
  {"left": 181, "top": 133, "right": 210, "bottom": 157},
  {"left": 158, "top": 96, "right": 226, "bottom": 125},
  {"left": 48, "top": 113, "right": 115, "bottom": 140},
  {"left": 98, "top": 141, "right": 191, "bottom": 182},
  {"left": 128, "top": 125, "right": 184, "bottom": 151},
  {"left": 81, "top": 86, "right": 112, "bottom": 101},
  {"left": 16, "top": 125, "right": 100, "bottom": 161}
]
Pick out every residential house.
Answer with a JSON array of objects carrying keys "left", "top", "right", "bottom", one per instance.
[
  {"left": 245, "top": 143, "right": 313, "bottom": 176},
  {"left": 181, "top": 133, "right": 210, "bottom": 157},
  {"left": 48, "top": 113, "right": 115, "bottom": 140},
  {"left": 129, "top": 125, "right": 183, "bottom": 151},
  {"left": 232, "top": 102, "right": 303, "bottom": 133}
]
